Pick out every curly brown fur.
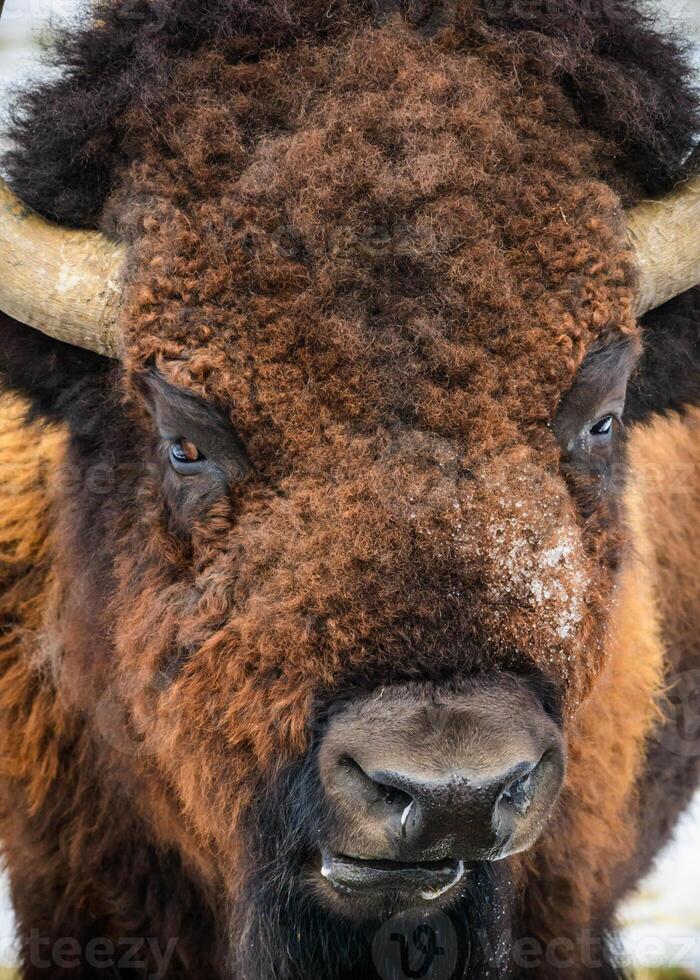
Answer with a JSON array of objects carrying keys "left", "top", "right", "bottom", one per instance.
[
  {"left": 4, "top": 0, "right": 699, "bottom": 227},
  {"left": 1, "top": 1, "right": 699, "bottom": 978},
  {"left": 0, "top": 391, "right": 224, "bottom": 977}
]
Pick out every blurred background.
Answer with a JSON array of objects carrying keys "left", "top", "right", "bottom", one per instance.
[{"left": 1, "top": 0, "right": 699, "bottom": 976}]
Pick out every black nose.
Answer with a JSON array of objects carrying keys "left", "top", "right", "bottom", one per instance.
[
  {"left": 318, "top": 678, "right": 565, "bottom": 901},
  {"left": 330, "top": 751, "right": 560, "bottom": 857}
]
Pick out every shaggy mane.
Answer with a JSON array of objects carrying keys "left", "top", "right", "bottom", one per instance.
[{"left": 3, "top": 0, "right": 699, "bottom": 227}]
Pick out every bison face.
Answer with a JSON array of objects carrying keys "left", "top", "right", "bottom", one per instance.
[
  {"left": 63, "top": 320, "right": 637, "bottom": 934},
  {"left": 2, "top": 13, "right": 690, "bottom": 976}
]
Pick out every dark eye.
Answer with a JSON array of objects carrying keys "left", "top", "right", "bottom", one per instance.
[
  {"left": 589, "top": 415, "right": 614, "bottom": 438},
  {"left": 169, "top": 439, "right": 207, "bottom": 474}
]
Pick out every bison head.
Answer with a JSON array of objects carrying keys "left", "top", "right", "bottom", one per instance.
[{"left": 1, "top": 5, "right": 699, "bottom": 977}]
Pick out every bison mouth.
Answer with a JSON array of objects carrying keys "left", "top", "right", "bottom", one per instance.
[
  {"left": 233, "top": 754, "right": 519, "bottom": 980},
  {"left": 320, "top": 851, "right": 467, "bottom": 901}
]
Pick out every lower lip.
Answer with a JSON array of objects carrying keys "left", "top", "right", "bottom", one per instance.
[{"left": 320, "top": 853, "right": 467, "bottom": 901}]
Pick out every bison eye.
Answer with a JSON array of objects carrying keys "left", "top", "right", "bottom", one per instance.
[
  {"left": 169, "top": 439, "right": 207, "bottom": 474},
  {"left": 589, "top": 415, "right": 614, "bottom": 440}
]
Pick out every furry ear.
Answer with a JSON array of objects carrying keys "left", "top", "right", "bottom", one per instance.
[
  {"left": 625, "top": 287, "right": 700, "bottom": 424},
  {"left": 0, "top": 311, "right": 117, "bottom": 431}
]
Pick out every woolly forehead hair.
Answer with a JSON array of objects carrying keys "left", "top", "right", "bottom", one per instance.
[{"left": 107, "top": 15, "right": 638, "bottom": 471}]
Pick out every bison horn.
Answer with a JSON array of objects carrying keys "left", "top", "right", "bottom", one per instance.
[
  {"left": 1, "top": 173, "right": 699, "bottom": 356},
  {"left": 626, "top": 173, "right": 700, "bottom": 316},
  {"left": 0, "top": 176, "right": 124, "bottom": 357}
]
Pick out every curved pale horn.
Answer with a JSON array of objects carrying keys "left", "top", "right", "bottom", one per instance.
[
  {"left": 0, "top": 177, "right": 125, "bottom": 357},
  {"left": 626, "top": 174, "right": 700, "bottom": 317}
]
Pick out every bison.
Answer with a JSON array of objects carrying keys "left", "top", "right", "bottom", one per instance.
[{"left": 0, "top": 0, "right": 699, "bottom": 976}]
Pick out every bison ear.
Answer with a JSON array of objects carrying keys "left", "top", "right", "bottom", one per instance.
[
  {"left": 625, "top": 289, "right": 700, "bottom": 425},
  {"left": 0, "top": 311, "right": 116, "bottom": 429}
]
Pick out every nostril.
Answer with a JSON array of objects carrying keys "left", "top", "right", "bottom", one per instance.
[
  {"left": 498, "top": 768, "right": 535, "bottom": 817},
  {"left": 382, "top": 786, "right": 399, "bottom": 806},
  {"left": 337, "top": 755, "right": 414, "bottom": 813},
  {"left": 492, "top": 748, "right": 565, "bottom": 852}
]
